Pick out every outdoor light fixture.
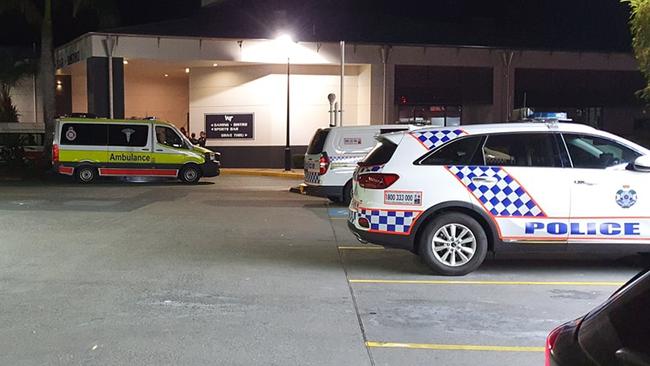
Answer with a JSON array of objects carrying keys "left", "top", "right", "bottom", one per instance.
[
  {"left": 275, "top": 34, "right": 293, "bottom": 45},
  {"left": 185, "top": 68, "right": 190, "bottom": 74},
  {"left": 123, "top": 59, "right": 129, "bottom": 65},
  {"left": 212, "top": 63, "right": 219, "bottom": 67},
  {"left": 164, "top": 74, "right": 169, "bottom": 78}
]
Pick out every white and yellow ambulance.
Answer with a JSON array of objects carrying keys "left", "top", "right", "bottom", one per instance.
[{"left": 53, "top": 117, "right": 220, "bottom": 183}]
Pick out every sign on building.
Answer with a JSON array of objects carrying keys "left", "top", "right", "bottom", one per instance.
[{"left": 205, "top": 114, "right": 254, "bottom": 139}]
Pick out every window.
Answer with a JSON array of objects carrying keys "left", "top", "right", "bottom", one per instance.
[
  {"left": 307, "top": 129, "right": 330, "bottom": 154},
  {"left": 483, "top": 133, "right": 561, "bottom": 167},
  {"left": 18, "top": 133, "right": 43, "bottom": 146},
  {"left": 578, "top": 272, "right": 650, "bottom": 365},
  {"left": 563, "top": 134, "right": 641, "bottom": 169},
  {"left": 108, "top": 125, "right": 149, "bottom": 147},
  {"left": 360, "top": 138, "right": 397, "bottom": 166},
  {"left": 420, "top": 136, "right": 484, "bottom": 165},
  {"left": 60, "top": 123, "right": 108, "bottom": 146},
  {"left": 155, "top": 126, "right": 185, "bottom": 148}
]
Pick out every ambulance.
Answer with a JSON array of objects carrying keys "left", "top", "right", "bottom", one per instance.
[
  {"left": 53, "top": 117, "right": 220, "bottom": 183},
  {"left": 348, "top": 121, "right": 650, "bottom": 275}
]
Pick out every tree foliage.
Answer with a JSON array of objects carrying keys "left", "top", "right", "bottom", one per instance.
[
  {"left": 625, "top": 0, "right": 650, "bottom": 100},
  {"left": 0, "top": 50, "right": 37, "bottom": 122}
]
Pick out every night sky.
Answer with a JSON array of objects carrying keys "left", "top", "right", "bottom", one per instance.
[{"left": 0, "top": 0, "right": 635, "bottom": 52}]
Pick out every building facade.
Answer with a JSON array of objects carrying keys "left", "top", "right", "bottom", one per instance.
[{"left": 15, "top": 29, "right": 641, "bottom": 167}]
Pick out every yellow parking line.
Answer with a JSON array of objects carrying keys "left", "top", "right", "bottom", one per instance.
[
  {"left": 350, "top": 279, "right": 624, "bottom": 286},
  {"left": 366, "top": 341, "right": 544, "bottom": 352},
  {"left": 338, "top": 246, "right": 385, "bottom": 250},
  {"left": 330, "top": 217, "right": 348, "bottom": 220}
]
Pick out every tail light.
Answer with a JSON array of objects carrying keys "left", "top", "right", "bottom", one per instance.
[
  {"left": 52, "top": 144, "right": 59, "bottom": 163},
  {"left": 545, "top": 325, "right": 562, "bottom": 366},
  {"left": 358, "top": 173, "right": 399, "bottom": 189},
  {"left": 319, "top": 154, "right": 330, "bottom": 175}
]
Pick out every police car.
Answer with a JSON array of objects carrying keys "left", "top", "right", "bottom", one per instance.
[
  {"left": 348, "top": 121, "right": 650, "bottom": 275},
  {"left": 303, "top": 125, "right": 414, "bottom": 204}
]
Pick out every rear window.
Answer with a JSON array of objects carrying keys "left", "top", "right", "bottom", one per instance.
[
  {"left": 0, "top": 133, "right": 43, "bottom": 146},
  {"left": 360, "top": 138, "right": 397, "bottom": 166},
  {"left": 307, "top": 128, "right": 330, "bottom": 154},
  {"left": 420, "top": 136, "right": 484, "bottom": 165},
  {"left": 578, "top": 271, "right": 650, "bottom": 365},
  {"left": 60, "top": 123, "right": 108, "bottom": 146}
]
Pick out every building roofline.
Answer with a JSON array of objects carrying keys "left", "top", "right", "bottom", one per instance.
[{"left": 57, "top": 31, "right": 635, "bottom": 57}]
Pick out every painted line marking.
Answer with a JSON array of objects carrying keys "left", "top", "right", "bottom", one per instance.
[
  {"left": 338, "top": 246, "right": 385, "bottom": 250},
  {"left": 330, "top": 217, "right": 349, "bottom": 220},
  {"left": 350, "top": 279, "right": 624, "bottom": 286},
  {"left": 366, "top": 341, "right": 544, "bottom": 353},
  {"left": 328, "top": 207, "right": 349, "bottom": 217}
]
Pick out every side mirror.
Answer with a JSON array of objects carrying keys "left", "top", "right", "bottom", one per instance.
[
  {"left": 616, "top": 348, "right": 650, "bottom": 366},
  {"left": 633, "top": 155, "right": 650, "bottom": 172}
]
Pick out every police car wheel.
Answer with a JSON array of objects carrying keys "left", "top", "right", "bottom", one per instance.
[
  {"left": 419, "top": 213, "right": 488, "bottom": 276},
  {"left": 75, "top": 166, "right": 96, "bottom": 183},
  {"left": 179, "top": 165, "right": 201, "bottom": 184}
]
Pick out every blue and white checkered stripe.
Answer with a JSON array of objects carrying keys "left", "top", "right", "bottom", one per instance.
[
  {"left": 410, "top": 129, "right": 466, "bottom": 150},
  {"left": 330, "top": 155, "right": 366, "bottom": 164},
  {"left": 304, "top": 170, "right": 320, "bottom": 184},
  {"left": 358, "top": 208, "right": 418, "bottom": 234},
  {"left": 447, "top": 166, "right": 546, "bottom": 217},
  {"left": 357, "top": 164, "right": 384, "bottom": 174}
]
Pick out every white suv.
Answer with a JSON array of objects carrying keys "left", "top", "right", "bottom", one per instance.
[
  {"left": 348, "top": 122, "right": 650, "bottom": 275},
  {"left": 303, "top": 125, "right": 413, "bottom": 204}
]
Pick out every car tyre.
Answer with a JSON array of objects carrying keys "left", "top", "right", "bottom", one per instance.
[
  {"left": 418, "top": 212, "right": 488, "bottom": 276},
  {"left": 75, "top": 166, "right": 97, "bottom": 184},
  {"left": 179, "top": 164, "right": 201, "bottom": 184},
  {"left": 342, "top": 181, "right": 353, "bottom": 206}
]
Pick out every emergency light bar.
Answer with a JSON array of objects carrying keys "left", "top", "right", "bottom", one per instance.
[{"left": 530, "top": 112, "right": 568, "bottom": 120}]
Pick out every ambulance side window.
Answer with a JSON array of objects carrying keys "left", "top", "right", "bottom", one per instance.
[
  {"left": 420, "top": 136, "right": 484, "bottom": 165},
  {"left": 563, "top": 134, "right": 641, "bottom": 169},
  {"left": 60, "top": 123, "right": 108, "bottom": 146},
  {"left": 108, "top": 124, "right": 149, "bottom": 147},
  {"left": 483, "top": 133, "right": 561, "bottom": 167}
]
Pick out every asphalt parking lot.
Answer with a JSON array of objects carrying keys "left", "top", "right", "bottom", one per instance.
[{"left": 0, "top": 175, "right": 645, "bottom": 365}]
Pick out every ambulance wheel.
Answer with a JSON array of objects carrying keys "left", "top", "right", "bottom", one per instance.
[
  {"left": 418, "top": 212, "right": 488, "bottom": 276},
  {"left": 179, "top": 164, "right": 201, "bottom": 184},
  {"left": 75, "top": 166, "right": 97, "bottom": 184}
]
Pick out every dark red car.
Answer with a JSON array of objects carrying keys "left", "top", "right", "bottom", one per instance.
[{"left": 546, "top": 269, "right": 650, "bottom": 366}]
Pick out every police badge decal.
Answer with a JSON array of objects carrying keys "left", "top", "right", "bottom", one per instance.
[{"left": 616, "top": 186, "right": 637, "bottom": 209}]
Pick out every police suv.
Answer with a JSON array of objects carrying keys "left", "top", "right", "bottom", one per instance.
[
  {"left": 303, "top": 125, "right": 414, "bottom": 204},
  {"left": 348, "top": 121, "right": 650, "bottom": 275}
]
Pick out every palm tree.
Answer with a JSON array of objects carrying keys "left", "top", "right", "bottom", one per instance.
[
  {"left": 0, "top": 0, "right": 118, "bottom": 162},
  {"left": 624, "top": 0, "right": 650, "bottom": 101}
]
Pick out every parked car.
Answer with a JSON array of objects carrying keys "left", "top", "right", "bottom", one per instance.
[
  {"left": 348, "top": 121, "right": 650, "bottom": 275},
  {"left": 53, "top": 117, "right": 220, "bottom": 183},
  {"left": 0, "top": 123, "right": 45, "bottom": 165},
  {"left": 303, "top": 125, "right": 415, "bottom": 204},
  {"left": 546, "top": 268, "right": 650, "bottom": 366}
]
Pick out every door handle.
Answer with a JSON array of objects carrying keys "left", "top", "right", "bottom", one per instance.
[
  {"left": 141, "top": 148, "right": 150, "bottom": 151},
  {"left": 155, "top": 149, "right": 163, "bottom": 152},
  {"left": 574, "top": 180, "right": 596, "bottom": 186},
  {"left": 471, "top": 176, "right": 498, "bottom": 184}
]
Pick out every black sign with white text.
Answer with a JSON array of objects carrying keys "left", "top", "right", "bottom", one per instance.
[{"left": 205, "top": 114, "right": 254, "bottom": 139}]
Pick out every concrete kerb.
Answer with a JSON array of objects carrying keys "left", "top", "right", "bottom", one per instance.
[{"left": 220, "top": 168, "right": 304, "bottom": 179}]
